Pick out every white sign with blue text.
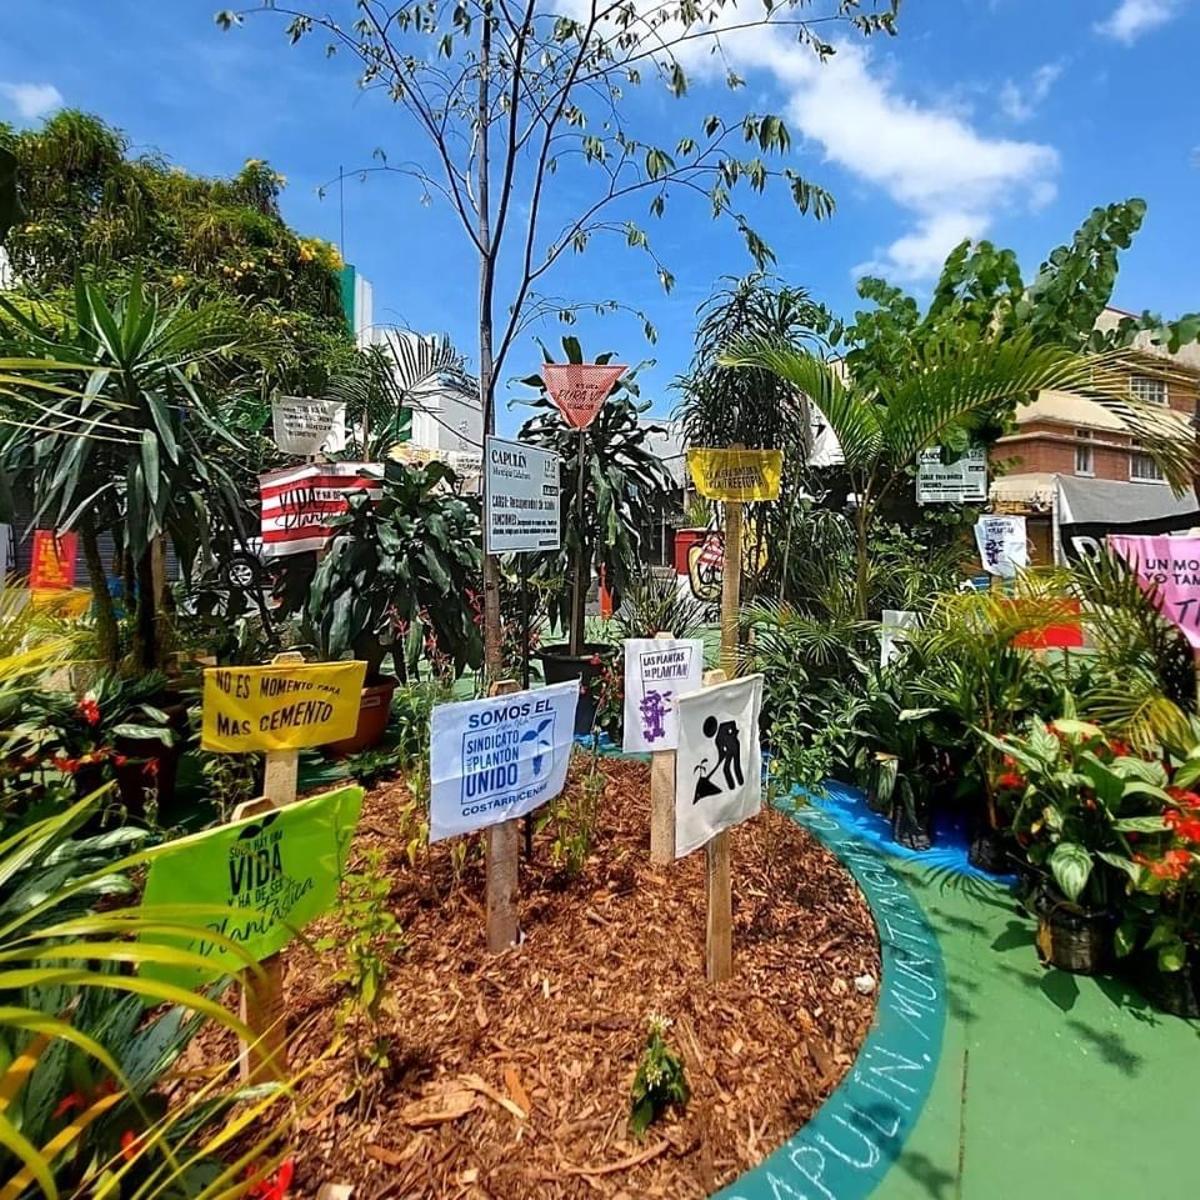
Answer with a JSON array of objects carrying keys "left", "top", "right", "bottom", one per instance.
[{"left": 429, "top": 680, "right": 579, "bottom": 842}]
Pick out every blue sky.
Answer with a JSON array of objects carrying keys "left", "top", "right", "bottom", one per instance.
[{"left": 1, "top": 0, "right": 1197, "bottom": 432}]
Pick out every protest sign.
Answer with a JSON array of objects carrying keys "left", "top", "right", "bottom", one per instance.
[
  {"left": 622, "top": 637, "right": 704, "bottom": 753},
  {"left": 881, "top": 609, "right": 920, "bottom": 668},
  {"left": 29, "top": 529, "right": 78, "bottom": 590},
  {"left": 542, "top": 363, "right": 626, "bottom": 429},
  {"left": 271, "top": 394, "right": 347, "bottom": 457},
  {"left": 258, "top": 462, "right": 383, "bottom": 558},
  {"left": 975, "top": 515, "right": 1028, "bottom": 579},
  {"left": 916, "top": 447, "right": 987, "bottom": 504},
  {"left": 429, "top": 680, "right": 578, "bottom": 842},
  {"left": 674, "top": 673, "right": 763, "bottom": 860},
  {"left": 686, "top": 448, "right": 783, "bottom": 502},
  {"left": 1109, "top": 534, "right": 1200, "bottom": 648},
  {"left": 202, "top": 660, "right": 366, "bottom": 753},
  {"left": 139, "top": 784, "right": 363, "bottom": 990},
  {"left": 484, "top": 436, "right": 561, "bottom": 554}
]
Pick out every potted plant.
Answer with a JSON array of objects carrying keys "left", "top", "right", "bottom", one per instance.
[
  {"left": 985, "top": 717, "right": 1170, "bottom": 975},
  {"left": 517, "top": 340, "right": 674, "bottom": 733},
  {"left": 305, "top": 460, "right": 482, "bottom": 754}
]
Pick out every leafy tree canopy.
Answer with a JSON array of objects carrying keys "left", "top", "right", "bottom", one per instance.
[{"left": 0, "top": 109, "right": 355, "bottom": 393}]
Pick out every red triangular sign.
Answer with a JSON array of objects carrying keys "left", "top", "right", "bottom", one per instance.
[{"left": 542, "top": 363, "right": 627, "bottom": 430}]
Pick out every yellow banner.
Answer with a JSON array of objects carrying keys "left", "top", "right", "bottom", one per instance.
[
  {"left": 202, "top": 660, "right": 367, "bottom": 753},
  {"left": 687, "top": 448, "right": 783, "bottom": 502}
]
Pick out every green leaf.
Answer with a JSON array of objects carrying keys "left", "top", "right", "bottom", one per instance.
[
  {"left": 1049, "top": 842, "right": 1092, "bottom": 904},
  {"left": 1158, "top": 940, "right": 1187, "bottom": 972},
  {"left": 1112, "top": 815, "right": 1169, "bottom": 833},
  {"left": 1113, "top": 918, "right": 1138, "bottom": 958}
]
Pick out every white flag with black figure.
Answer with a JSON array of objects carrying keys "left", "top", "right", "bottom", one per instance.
[{"left": 674, "top": 674, "right": 763, "bottom": 859}]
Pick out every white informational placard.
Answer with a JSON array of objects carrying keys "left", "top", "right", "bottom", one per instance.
[
  {"left": 621, "top": 637, "right": 704, "bottom": 753},
  {"left": 271, "top": 395, "right": 348, "bottom": 457},
  {"left": 429, "top": 680, "right": 579, "bottom": 842},
  {"left": 880, "top": 609, "right": 920, "bottom": 667},
  {"left": 484, "top": 436, "right": 561, "bottom": 554},
  {"left": 975, "top": 515, "right": 1028, "bottom": 579},
  {"left": 674, "top": 674, "right": 763, "bottom": 859},
  {"left": 916, "top": 447, "right": 987, "bottom": 504}
]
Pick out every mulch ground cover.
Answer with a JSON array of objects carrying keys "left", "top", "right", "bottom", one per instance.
[{"left": 235, "top": 756, "right": 880, "bottom": 1198}]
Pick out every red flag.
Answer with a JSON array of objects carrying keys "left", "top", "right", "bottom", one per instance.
[{"left": 542, "top": 363, "right": 626, "bottom": 430}]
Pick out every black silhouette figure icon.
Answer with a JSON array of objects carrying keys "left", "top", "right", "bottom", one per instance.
[{"left": 693, "top": 714, "right": 743, "bottom": 803}]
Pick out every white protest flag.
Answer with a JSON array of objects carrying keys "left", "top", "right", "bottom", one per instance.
[
  {"left": 880, "top": 609, "right": 920, "bottom": 668},
  {"left": 974, "top": 515, "right": 1028, "bottom": 579},
  {"left": 272, "top": 395, "right": 348, "bottom": 457},
  {"left": 674, "top": 674, "right": 763, "bottom": 859},
  {"left": 622, "top": 637, "right": 704, "bottom": 753},
  {"left": 429, "top": 680, "right": 579, "bottom": 842}
]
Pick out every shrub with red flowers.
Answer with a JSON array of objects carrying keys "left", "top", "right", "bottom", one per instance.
[
  {"left": 581, "top": 652, "right": 623, "bottom": 743},
  {"left": 983, "top": 716, "right": 1173, "bottom": 914},
  {"left": 3, "top": 670, "right": 175, "bottom": 825}
]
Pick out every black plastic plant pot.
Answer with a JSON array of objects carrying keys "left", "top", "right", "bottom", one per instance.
[
  {"left": 1034, "top": 890, "right": 1114, "bottom": 975},
  {"left": 1127, "top": 949, "right": 1200, "bottom": 1018},
  {"left": 537, "top": 643, "right": 612, "bottom": 735}
]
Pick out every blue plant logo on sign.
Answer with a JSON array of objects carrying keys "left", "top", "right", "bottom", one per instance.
[{"left": 460, "top": 695, "right": 557, "bottom": 820}]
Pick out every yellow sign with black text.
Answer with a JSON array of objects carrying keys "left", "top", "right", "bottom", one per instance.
[
  {"left": 201, "top": 660, "right": 367, "bottom": 753},
  {"left": 687, "top": 448, "right": 783, "bottom": 502}
]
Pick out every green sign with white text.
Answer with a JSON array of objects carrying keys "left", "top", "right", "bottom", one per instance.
[{"left": 140, "top": 785, "right": 364, "bottom": 989}]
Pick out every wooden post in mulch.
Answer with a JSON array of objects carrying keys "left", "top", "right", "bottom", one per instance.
[
  {"left": 486, "top": 679, "right": 522, "bottom": 952},
  {"left": 719, "top": 447, "right": 745, "bottom": 678},
  {"left": 236, "top": 649, "right": 303, "bottom": 1084},
  {"left": 649, "top": 630, "right": 676, "bottom": 865},
  {"left": 701, "top": 668, "right": 733, "bottom": 983}
]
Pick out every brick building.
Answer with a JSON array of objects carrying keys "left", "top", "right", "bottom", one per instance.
[{"left": 989, "top": 308, "right": 1200, "bottom": 562}]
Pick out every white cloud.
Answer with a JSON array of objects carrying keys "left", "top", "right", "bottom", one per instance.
[
  {"left": 1096, "top": 0, "right": 1184, "bottom": 43},
  {"left": 0, "top": 82, "right": 63, "bottom": 120},
  {"left": 999, "top": 62, "right": 1063, "bottom": 122},
  {"left": 679, "top": 33, "right": 1058, "bottom": 280}
]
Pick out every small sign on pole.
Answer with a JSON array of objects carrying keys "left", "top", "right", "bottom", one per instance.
[
  {"left": 484, "top": 436, "right": 561, "bottom": 555},
  {"left": 974, "top": 514, "right": 1028, "bottom": 579},
  {"left": 428, "top": 679, "right": 580, "bottom": 951},
  {"left": 271, "top": 394, "right": 348, "bottom": 457},
  {"left": 674, "top": 671, "right": 764, "bottom": 982},
  {"left": 915, "top": 446, "right": 987, "bottom": 505},
  {"left": 542, "top": 363, "right": 626, "bottom": 431},
  {"left": 163, "top": 652, "right": 367, "bottom": 1081},
  {"left": 29, "top": 529, "right": 78, "bottom": 591},
  {"left": 258, "top": 463, "right": 383, "bottom": 558}
]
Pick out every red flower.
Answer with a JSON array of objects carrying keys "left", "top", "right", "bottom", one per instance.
[
  {"left": 54, "top": 756, "right": 81, "bottom": 775},
  {"left": 120, "top": 1129, "right": 144, "bottom": 1162},
  {"left": 588, "top": 654, "right": 602, "bottom": 666},
  {"left": 247, "top": 1158, "right": 295, "bottom": 1200},
  {"left": 1168, "top": 786, "right": 1200, "bottom": 810},
  {"left": 1108, "top": 739, "right": 1131, "bottom": 757},
  {"left": 77, "top": 697, "right": 101, "bottom": 726},
  {"left": 996, "top": 771, "right": 1024, "bottom": 791},
  {"left": 113, "top": 753, "right": 128, "bottom": 768},
  {"left": 1165, "top": 807, "right": 1200, "bottom": 842},
  {"left": 142, "top": 759, "right": 159, "bottom": 779},
  {"left": 52, "top": 1092, "right": 85, "bottom": 1119}
]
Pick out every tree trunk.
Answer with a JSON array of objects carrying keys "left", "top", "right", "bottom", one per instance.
[
  {"left": 78, "top": 516, "right": 119, "bottom": 667},
  {"left": 476, "top": 8, "right": 504, "bottom": 682},
  {"left": 854, "top": 500, "right": 870, "bottom": 621},
  {"left": 132, "top": 549, "right": 159, "bottom": 673},
  {"left": 568, "top": 429, "right": 587, "bottom": 656}
]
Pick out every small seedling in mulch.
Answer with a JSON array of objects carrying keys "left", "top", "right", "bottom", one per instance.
[
  {"left": 629, "top": 1013, "right": 690, "bottom": 1136},
  {"left": 550, "top": 744, "right": 607, "bottom": 876},
  {"left": 317, "top": 848, "right": 407, "bottom": 1091}
]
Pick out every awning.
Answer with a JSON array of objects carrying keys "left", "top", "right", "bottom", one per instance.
[{"left": 1055, "top": 473, "right": 1199, "bottom": 525}]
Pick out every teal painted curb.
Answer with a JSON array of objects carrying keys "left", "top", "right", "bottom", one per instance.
[{"left": 716, "top": 797, "right": 946, "bottom": 1200}]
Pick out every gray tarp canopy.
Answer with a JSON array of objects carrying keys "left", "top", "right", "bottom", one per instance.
[{"left": 1055, "top": 474, "right": 1200, "bottom": 526}]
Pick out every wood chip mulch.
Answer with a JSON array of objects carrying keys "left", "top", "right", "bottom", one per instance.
[{"left": 253, "top": 756, "right": 879, "bottom": 1198}]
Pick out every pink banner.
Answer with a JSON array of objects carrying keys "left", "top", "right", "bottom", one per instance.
[{"left": 1109, "top": 534, "right": 1200, "bottom": 648}]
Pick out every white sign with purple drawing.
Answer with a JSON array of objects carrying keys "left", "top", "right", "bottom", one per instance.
[{"left": 621, "top": 637, "right": 704, "bottom": 754}]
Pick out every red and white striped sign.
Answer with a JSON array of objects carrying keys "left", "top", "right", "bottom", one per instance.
[{"left": 259, "top": 463, "right": 383, "bottom": 558}]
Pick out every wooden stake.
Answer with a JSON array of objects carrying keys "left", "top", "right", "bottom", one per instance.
[
  {"left": 719, "top": 450, "right": 744, "bottom": 677},
  {"left": 236, "top": 651, "right": 304, "bottom": 1084},
  {"left": 486, "top": 679, "right": 521, "bottom": 953},
  {"left": 701, "top": 668, "right": 732, "bottom": 983},
  {"left": 649, "top": 630, "right": 676, "bottom": 865}
]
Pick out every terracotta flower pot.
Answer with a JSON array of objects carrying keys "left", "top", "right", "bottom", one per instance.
[{"left": 323, "top": 677, "right": 399, "bottom": 757}]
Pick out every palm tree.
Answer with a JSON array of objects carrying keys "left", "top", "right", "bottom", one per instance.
[
  {"left": 720, "top": 332, "right": 1197, "bottom": 617},
  {"left": 0, "top": 275, "right": 262, "bottom": 669},
  {"left": 330, "top": 329, "right": 477, "bottom": 460}
]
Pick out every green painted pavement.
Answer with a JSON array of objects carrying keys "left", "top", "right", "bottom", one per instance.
[{"left": 869, "top": 854, "right": 1200, "bottom": 1200}]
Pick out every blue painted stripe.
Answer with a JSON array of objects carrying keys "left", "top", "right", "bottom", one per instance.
[{"left": 716, "top": 793, "right": 946, "bottom": 1200}]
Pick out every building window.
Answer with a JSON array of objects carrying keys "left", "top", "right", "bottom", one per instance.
[
  {"left": 1074, "top": 429, "right": 1094, "bottom": 476},
  {"left": 1130, "top": 374, "right": 1168, "bottom": 406},
  {"left": 1130, "top": 449, "right": 1165, "bottom": 483}
]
